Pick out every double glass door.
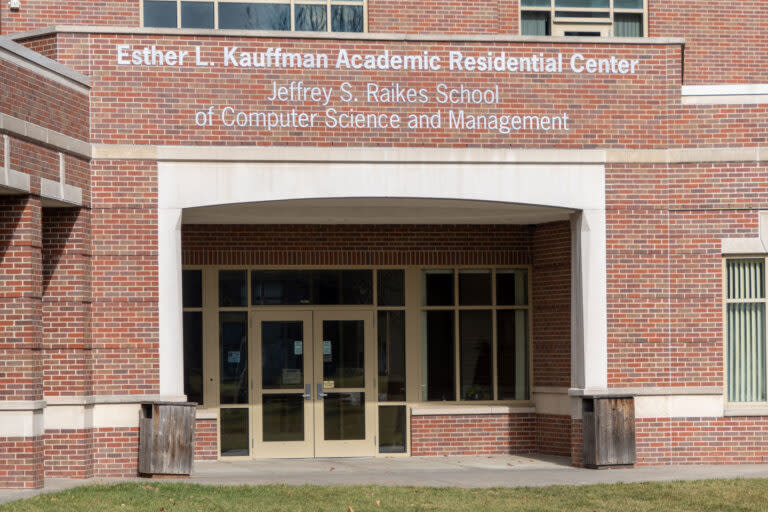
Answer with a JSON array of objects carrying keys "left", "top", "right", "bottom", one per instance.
[{"left": 249, "top": 310, "right": 376, "bottom": 458}]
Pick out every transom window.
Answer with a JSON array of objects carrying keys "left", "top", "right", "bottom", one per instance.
[
  {"left": 143, "top": 0, "right": 366, "bottom": 32},
  {"left": 725, "top": 258, "right": 767, "bottom": 404},
  {"left": 520, "top": 0, "right": 645, "bottom": 37}
]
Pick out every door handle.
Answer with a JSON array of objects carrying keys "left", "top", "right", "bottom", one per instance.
[
  {"left": 317, "top": 383, "right": 328, "bottom": 399},
  {"left": 303, "top": 383, "right": 312, "bottom": 400}
]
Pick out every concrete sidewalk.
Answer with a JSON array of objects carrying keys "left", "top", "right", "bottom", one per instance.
[{"left": 4, "top": 455, "right": 768, "bottom": 505}]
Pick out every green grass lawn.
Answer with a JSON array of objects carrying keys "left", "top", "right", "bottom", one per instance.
[{"left": 2, "top": 480, "right": 768, "bottom": 512}]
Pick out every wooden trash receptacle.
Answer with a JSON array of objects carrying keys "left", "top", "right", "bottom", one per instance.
[
  {"left": 139, "top": 402, "right": 196, "bottom": 477},
  {"left": 582, "top": 396, "right": 636, "bottom": 469}
]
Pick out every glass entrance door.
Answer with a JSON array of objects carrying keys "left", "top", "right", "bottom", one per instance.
[
  {"left": 250, "top": 310, "right": 375, "bottom": 458},
  {"left": 313, "top": 311, "right": 376, "bottom": 457}
]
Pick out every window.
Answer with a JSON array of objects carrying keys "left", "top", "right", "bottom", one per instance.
[
  {"left": 520, "top": 0, "right": 644, "bottom": 37},
  {"left": 143, "top": 0, "right": 366, "bottom": 32},
  {"left": 725, "top": 258, "right": 767, "bottom": 403},
  {"left": 421, "top": 269, "right": 531, "bottom": 402},
  {"left": 182, "top": 270, "right": 204, "bottom": 405}
]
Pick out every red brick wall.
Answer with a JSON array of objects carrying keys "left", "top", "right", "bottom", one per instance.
[
  {"left": 532, "top": 221, "right": 570, "bottom": 388},
  {"left": 93, "top": 428, "right": 139, "bottom": 477},
  {"left": 0, "top": 196, "right": 43, "bottom": 402},
  {"left": 0, "top": 1, "right": 139, "bottom": 35},
  {"left": 182, "top": 225, "right": 532, "bottom": 266},
  {"left": 0, "top": 57, "right": 89, "bottom": 140},
  {"left": 637, "top": 417, "right": 768, "bottom": 465},
  {"left": 194, "top": 419, "right": 217, "bottom": 461},
  {"left": 535, "top": 413, "right": 571, "bottom": 457},
  {"left": 0, "top": 436, "right": 44, "bottom": 489},
  {"left": 42, "top": 208, "right": 92, "bottom": 397},
  {"left": 411, "top": 413, "right": 535, "bottom": 456},
  {"left": 78, "top": 35, "right": 677, "bottom": 148},
  {"left": 44, "top": 429, "right": 94, "bottom": 478},
  {"left": 649, "top": 0, "right": 768, "bottom": 84},
  {"left": 91, "top": 160, "right": 159, "bottom": 396},
  {"left": 369, "top": 0, "right": 509, "bottom": 35},
  {"left": 570, "top": 418, "right": 583, "bottom": 467}
]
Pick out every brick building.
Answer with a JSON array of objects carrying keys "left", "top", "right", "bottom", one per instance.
[{"left": 0, "top": 0, "right": 767, "bottom": 488}]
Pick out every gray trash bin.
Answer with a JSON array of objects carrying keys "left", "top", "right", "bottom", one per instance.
[{"left": 139, "top": 402, "right": 196, "bottom": 477}]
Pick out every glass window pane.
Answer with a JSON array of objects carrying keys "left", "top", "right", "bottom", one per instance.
[
  {"left": 555, "top": 11, "right": 610, "bottom": 17},
  {"left": 219, "top": 3, "right": 290, "bottom": 30},
  {"left": 183, "top": 312, "right": 203, "bottom": 405},
  {"left": 220, "top": 408, "right": 249, "bottom": 456},
  {"left": 220, "top": 312, "right": 248, "bottom": 404},
  {"left": 615, "top": 0, "right": 642, "bottom": 8},
  {"left": 727, "top": 303, "right": 766, "bottom": 403},
  {"left": 521, "top": 11, "right": 550, "bottom": 36},
  {"left": 219, "top": 270, "right": 247, "bottom": 307},
  {"left": 262, "top": 321, "right": 304, "bottom": 390},
  {"left": 498, "top": 310, "right": 530, "bottom": 400},
  {"left": 424, "top": 270, "right": 454, "bottom": 306},
  {"left": 181, "top": 1, "right": 213, "bottom": 28},
  {"left": 322, "top": 320, "right": 365, "bottom": 389},
  {"left": 497, "top": 269, "right": 528, "bottom": 306},
  {"left": 379, "top": 405, "right": 406, "bottom": 453},
  {"left": 144, "top": 1, "right": 177, "bottom": 28},
  {"left": 295, "top": 4, "right": 327, "bottom": 31},
  {"left": 378, "top": 269, "right": 405, "bottom": 306},
  {"left": 521, "top": 0, "right": 551, "bottom": 6},
  {"left": 252, "top": 270, "right": 312, "bottom": 305},
  {"left": 331, "top": 5, "right": 364, "bottom": 32},
  {"left": 314, "top": 270, "right": 373, "bottom": 305},
  {"left": 424, "top": 311, "right": 455, "bottom": 401},
  {"left": 614, "top": 13, "right": 643, "bottom": 36},
  {"left": 459, "top": 270, "right": 491, "bottom": 306},
  {"left": 460, "top": 310, "right": 492, "bottom": 401},
  {"left": 263, "top": 395, "right": 305, "bottom": 441},
  {"left": 324, "top": 392, "right": 365, "bottom": 440},
  {"left": 727, "top": 259, "right": 765, "bottom": 300},
  {"left": 378, "top": 311, "right": 406, "bottom": 401},
  {"left": 182, "top": 270, "right": 202, "bottom": 308},
  {"left": 555, "top": 0, "right": 609, "bottom": 7}
]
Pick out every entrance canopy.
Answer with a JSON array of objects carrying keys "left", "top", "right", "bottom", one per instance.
[{"left": 182, "top": 198, "right": 574, "bottom": 225}]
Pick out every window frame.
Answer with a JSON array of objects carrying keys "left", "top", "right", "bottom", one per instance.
[
  {"left": 724, "top": 256, "right": 768, "bottom": 411},
  {"left": 142, "top": 0, "right": 368, "bottom": 32},
  {"left": 519, "top": 0, "right": 647, "bottom": 37},
  {"left": 420, "top": 267, "right": 533, "bottom": 404}
]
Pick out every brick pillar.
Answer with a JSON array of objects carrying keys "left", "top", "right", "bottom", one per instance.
[
  {"left": 0, "top": 196, "right": 44, "bottom": 489},
  {"left": 42, "top": 207, "right": 94, "bottom": 478}
]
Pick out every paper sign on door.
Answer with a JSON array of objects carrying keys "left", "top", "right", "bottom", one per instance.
[{"left": 294, "top": 341, "right": 303, "bottom": 355}]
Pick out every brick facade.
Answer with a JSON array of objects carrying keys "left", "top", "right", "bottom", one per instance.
[
  {"left": 411, "top": 414, "right": 536, "bottom": 456},
  {"left": 1, "top": 0, "right": 768, "bottom": 489}
]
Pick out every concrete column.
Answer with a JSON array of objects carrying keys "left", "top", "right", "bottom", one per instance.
[
  {"left": 570, "top": 209, "right": 608, "bottom": 392},
  {"left": 0, "top": 195, "right": 44, "bottom": 488},
  {"left": 158, "top": 208, "right": 184, "bottom": 399}
]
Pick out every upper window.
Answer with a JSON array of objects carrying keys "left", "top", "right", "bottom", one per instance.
[
  {"left": 725, "top": 258, "right": 767, "bottom": 404},
  {"left": 520, "top": 0, "right": 644, "bottom": 37},
  {"left": 143, "top": 0, "right": 365, "bottom": 32}
]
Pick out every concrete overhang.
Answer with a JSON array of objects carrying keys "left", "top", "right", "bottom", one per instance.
[{"left": 181, "top": 197, "right": 575, "bottom": 225}]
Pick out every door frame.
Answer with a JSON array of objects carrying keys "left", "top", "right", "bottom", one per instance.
[
  {"left": 313, "top": 310, "right": 377, "bottom": 458},
  {"left": 249, "top": 309, "right": 377, "bottom": 458},
  {"left": 251, "top": 310, "right": 315, "bottom": 458}
]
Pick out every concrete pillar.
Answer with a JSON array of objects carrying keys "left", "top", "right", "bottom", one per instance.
[
  {"left": 158, "top": 208, "right": 184, "bottom": 399},
  {"left": 570, "top": 209, "right": 608, "bottom": 392},
  {"left": 0, "top": 196, "right": 44, "bottom": 488}
]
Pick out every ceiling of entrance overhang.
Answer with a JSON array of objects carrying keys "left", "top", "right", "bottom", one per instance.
[{"left": 181, "top": 198, "right": 574, "bottom": 225}]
